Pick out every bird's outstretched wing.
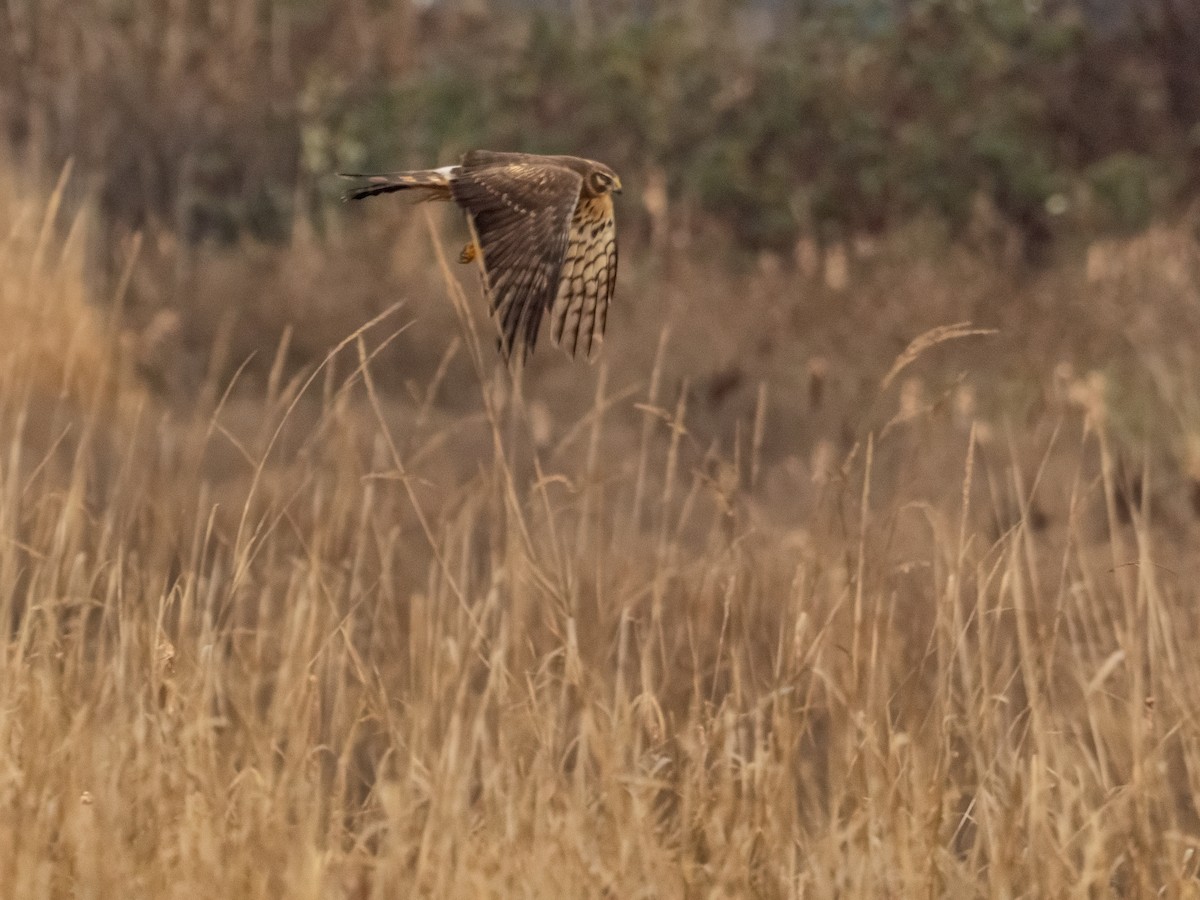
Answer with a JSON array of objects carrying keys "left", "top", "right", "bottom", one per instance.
[
  {"left": 550, "top": 195, "right": 617, "bottom": 360},
  {"left": 450, "top": 158, "right": 582, "bottom": 361}
]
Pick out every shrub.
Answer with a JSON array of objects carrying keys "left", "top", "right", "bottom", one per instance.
[{"left": 2, "top": 0, "right": 1195, "bottom": 255}]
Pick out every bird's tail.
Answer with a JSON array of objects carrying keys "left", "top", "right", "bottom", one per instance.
[{"left": 339, "top": 168, "right": 456, "bottom": 202}]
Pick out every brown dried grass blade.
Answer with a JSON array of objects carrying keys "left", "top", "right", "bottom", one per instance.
[{"left": 880, "top": 321, "right": 997, "bottom": 392}]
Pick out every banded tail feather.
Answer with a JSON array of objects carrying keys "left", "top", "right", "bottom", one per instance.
[{"left": 339, "top": 167, "right": 457, "bottom": 202}]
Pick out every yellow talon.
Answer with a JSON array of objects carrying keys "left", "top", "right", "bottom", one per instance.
[{"left": 459, "top": 242, "right": 478, "bottom": 264}]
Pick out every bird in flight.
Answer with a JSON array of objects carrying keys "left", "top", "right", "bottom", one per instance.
[{"left": 341, "top": 150, "right": 621, "bottom": 363}]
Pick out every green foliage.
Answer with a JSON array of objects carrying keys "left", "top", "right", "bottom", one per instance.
[
  {"left": 1086, "top": 152, "right": 1166, "bottom": 233},
  {"left": 326, "top": 0, "right": 1170, "bottom": 253},
  {"left": 6, "top": 0, "right": 1192, "bottom": 253}
]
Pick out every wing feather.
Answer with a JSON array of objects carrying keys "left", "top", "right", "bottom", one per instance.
[
  {"left": 450, "top": 159, "right": 582, "bottom": 361},
  {"left": 550, "top": 195, "right": 618, "bottom": 360}
]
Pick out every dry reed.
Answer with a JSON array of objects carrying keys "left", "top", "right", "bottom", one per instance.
[{"left": 2, "top": 166, "right": 1200, "bottom": 899}]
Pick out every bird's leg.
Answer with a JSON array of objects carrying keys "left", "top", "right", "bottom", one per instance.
[{"left": 458, "top": 242, "right": 478, "bottom": 264}]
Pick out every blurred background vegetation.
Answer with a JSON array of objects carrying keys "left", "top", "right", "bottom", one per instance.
[
  {"left": 8, "top": 5, "right": 1200, "bottom": 892},
  {"left": 3, "top": 0, "right": 1200, "bottom": 472},
  {"left": 2, "top": 0, "right": 1198, "bottom": 258}
]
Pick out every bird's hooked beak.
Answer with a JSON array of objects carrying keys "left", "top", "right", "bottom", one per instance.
[{"left": 612, "top": 176, "right": 623, "bottom": 195}]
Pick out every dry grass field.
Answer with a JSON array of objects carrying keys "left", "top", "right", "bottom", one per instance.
[{"left": 6, "top": 153, "right": 1200, "bottom": 899}]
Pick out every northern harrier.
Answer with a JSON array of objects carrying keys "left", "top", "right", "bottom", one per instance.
[{"left": 342, "top": 150, "right": 621, "bottom": 363}]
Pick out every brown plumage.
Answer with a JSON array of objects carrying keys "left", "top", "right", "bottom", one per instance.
[{"left": 341, "top": 150, "right": 621, "bottom": 362}]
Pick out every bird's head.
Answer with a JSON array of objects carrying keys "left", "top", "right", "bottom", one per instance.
[{"left": 583, "top": 162, "right": 622, "bottom": 198}]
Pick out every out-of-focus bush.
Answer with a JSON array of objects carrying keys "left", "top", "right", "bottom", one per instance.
[
  {"left": 1, "top": 0, "right": 1197, "bottom": 257},
  {"left": 1084, "top": 151, "right": 1173, "bottom": 233}
]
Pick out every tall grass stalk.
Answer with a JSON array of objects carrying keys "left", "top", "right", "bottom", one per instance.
[{"left": 2, "top": 170, "right": 1200, "bottom": 898}]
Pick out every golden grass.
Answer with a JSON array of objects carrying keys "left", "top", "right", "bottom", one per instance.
[{"left": 4, "top": 169, "right": 1200, "bottom": 899}]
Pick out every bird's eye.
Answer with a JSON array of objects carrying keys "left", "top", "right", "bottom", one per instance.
[{"left": 590, "top": 171, "right": 612, "bottom": 192}]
